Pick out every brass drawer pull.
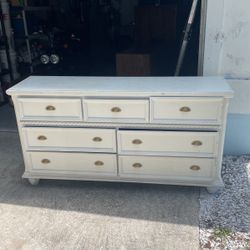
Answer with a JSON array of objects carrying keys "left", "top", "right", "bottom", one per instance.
[
  {"left": 37, "top": 135, "right": 47, "bottom": 141},
  {"left": 133, "top": 163, "right": 142, "bottom": 168},
  {"left": 93, "top": 137, "right": 103, "bottom": 142},
  {"left": 41, "top": 159, "right": 50, "bottom": 164},
  {"left": 132, "top": 139, "right": 143, "bottom": 145},
  {"left": 192, "top": 140, "right": 203, "bottom": 146},
  {"left": 95, "top": 161, "right": 104, "bottom": 166},
  {"left": 111, "top": 107, "right": 121, "bottom": 113},
  {"left": 190, "top": 165, "right": 201, "bottom": 171},
  {"left": 180, "top": 106, "right": 191, "bottom": 112},
  {"left": 46, "top": 105, "right": 56, "bottom": 111}
]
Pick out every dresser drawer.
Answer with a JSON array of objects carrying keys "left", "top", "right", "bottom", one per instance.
[
  {"left": 23, "top": 127, "right": 116, "bottom": 153},
  {"left": 82, "top": 99, "right": 149, "bottom": 123},
  {"left": 150, "top": 97, "right": 223, "bottom": 124},
  {"left": 118, "top": 130, "right": 219, "bottom": 156},
  {"left": 18, "top": 98, "right": 82, "bottom": 121},
  {"left": 29, "top": 152, "right": 117, "bottom": 175},
  {"left": 119, "top": 156, "right": 214, "bottom": 179}
]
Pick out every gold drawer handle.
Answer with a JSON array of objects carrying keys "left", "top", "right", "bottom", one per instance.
[
  {"left": 37, "top": 135, "right": 47, "bottom": 141},
  {"left": 132, "top": 139, "right": 143, "bottom": 145},
  {"left": 192, "top": 140, "right": 203, "bottom": 146},
  {"left": 190, "top": 165, "right": 201, "bottom": 171},
  {"left": 111, "top": 107, "right": 121, "bottom": 113},
  {"left": 95, "top": 161, "right": 104, "bottom": 166},
  {"left": 41, "top": 159, "right": 50, "bottom": 164},
  {"left": 46, "top": 105, "right": 56, "bottom": 111},
  {"left": 93, "top": 137, "right": 103, "bottom": 142},
  {"left": 180, "top": 106, "right": 191, "bottom": 112},
  {"left": 133, "top": 163, "right": 142, "bottom": 168}
]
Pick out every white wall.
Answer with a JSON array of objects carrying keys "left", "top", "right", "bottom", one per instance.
[
  {"left": 203, "top": 0, "right": 224, "bottom": 76},
  {"left": 203, "top": 0, "right": 250, "bottom": 115},
  {"left": 203, "top": 0, "right": 250, "bottom": 154},
  {"left": 204, "top": 0, "right": 250, "bottom": 78},
  {"left": 218, "top": 1, "right": 250, "bottom": 77}
]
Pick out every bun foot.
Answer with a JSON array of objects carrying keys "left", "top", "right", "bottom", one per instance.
[
  {"left": 28, "top": 178, "right": 40, "bottom": 186},
  {"left": 206, "top": 186, "right": 221, "bottom": 194}
]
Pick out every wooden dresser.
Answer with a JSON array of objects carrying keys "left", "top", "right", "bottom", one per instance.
[{"left": 7, "top": 76, "right": 233, "bottom": 193}]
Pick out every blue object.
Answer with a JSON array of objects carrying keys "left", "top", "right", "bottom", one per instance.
[{"left": 224, "top": 113, "right": 250, "bottom": 155}]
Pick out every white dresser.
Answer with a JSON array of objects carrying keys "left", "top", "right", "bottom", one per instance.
[{"left": 7, "top": 76, "right": 233, "bottom": 193}]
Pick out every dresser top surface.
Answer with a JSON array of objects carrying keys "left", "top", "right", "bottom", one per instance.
[{"left": 7, "top": 76, "right": 233, "bottom": 97}]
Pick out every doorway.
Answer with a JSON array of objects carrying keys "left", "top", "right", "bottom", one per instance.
[{"left": 10, "top": 0, "right": 205, "bottom": 77}]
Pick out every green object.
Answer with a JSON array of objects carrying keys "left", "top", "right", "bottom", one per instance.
[
  {"left": 19, "top": 0, "right": 25, "bottom": 6},
  {"left": 213, "top": 228, "right": 232, "bottom": 240}
]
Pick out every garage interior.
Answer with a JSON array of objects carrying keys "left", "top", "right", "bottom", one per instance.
[{"left": 0, "top": 0, "right": 202, "bottom": 122}]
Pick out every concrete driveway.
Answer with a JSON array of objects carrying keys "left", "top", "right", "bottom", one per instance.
[{"left": 0, "top": 107, "right": 200, "bottom": 250}]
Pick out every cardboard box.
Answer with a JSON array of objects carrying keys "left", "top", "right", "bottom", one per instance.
[{"left": 116, "top": 52, "right": 151, "bottom": 76}]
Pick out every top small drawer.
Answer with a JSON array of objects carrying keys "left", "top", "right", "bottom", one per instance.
[
  {"left": 83, "top": 99, "right": 149, "bottom": 123},
  {"left": 18, "top": 98, "right": 82, "bottom": 121},
  {"left": 150, "top": 97, "right": 223, "bottom": 124}
]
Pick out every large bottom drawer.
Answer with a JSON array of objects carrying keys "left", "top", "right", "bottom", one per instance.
[
  {"left": 119, "top": 155, "right": 215, "bottom": 179},
  {"left": 28, "top": 152, "right": 117, "bottom": 176}
]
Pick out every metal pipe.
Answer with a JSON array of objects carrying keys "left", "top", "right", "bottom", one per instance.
[{"left": 175, "top": 0, "right": 199, "bottom": 76}]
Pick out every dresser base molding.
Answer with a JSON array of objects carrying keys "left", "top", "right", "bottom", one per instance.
[
  {"left": 7, "top": 76, "right": 233, "bottom": 193},
  {"left": 23, "top": 171, "right": 223, "bottom": 190}
]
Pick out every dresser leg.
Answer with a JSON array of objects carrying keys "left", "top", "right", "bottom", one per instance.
[
  {"left": 28, "top": 178, "right": 40, "bottom": 186},
  {"left": 206, "top": 186, "right": 221, "bottom": 194}
]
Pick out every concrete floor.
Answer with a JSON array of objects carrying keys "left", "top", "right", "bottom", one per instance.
[
  {"left": 0, "top": 104, "right": 200, "bottom": 250},
  {"left": 0, "top": 104, "right": 17, "bottom": 132}
]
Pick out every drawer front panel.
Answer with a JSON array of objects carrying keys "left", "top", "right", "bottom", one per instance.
[
  {"left": 118, "top": 130, "right": 219, "bottom": 156},
  {"left": 119, "top": 156, "right": 214, "bottom": 179},
  {"left": 29, "top": 152, "right": 117, "bottom": 175},
  {"left": 83, "top": 99, "right": 149, "bottom": 123},
  {"left": 23, "top": 127, "right": 116, "bottom": 152},
  {"left": 150, "top": 97, "right": 223, "bottom": 124},
  {"left": 18, "top": 98, "right": 82, "bottom": 121}
]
